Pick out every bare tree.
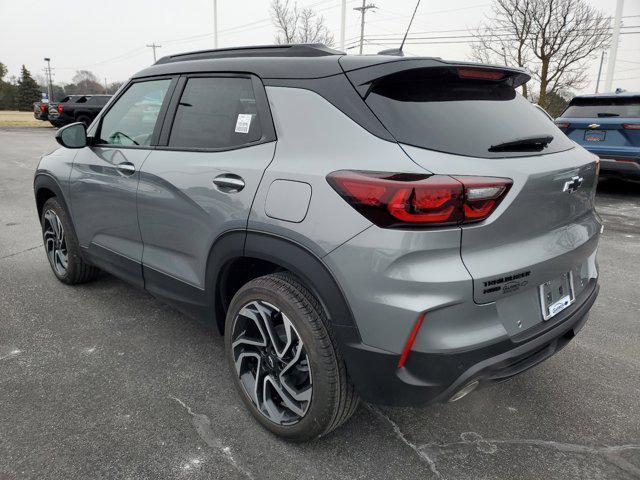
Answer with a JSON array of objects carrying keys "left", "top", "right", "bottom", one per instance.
[
  {"left": 472, "top": 0, "right": 534, "bottom": 98},
  {"left": 472, "top": 0, "right": 609, "bottom": 108},
  {"left": 271, "top": 0, "right": 334, "bottom": 46}
]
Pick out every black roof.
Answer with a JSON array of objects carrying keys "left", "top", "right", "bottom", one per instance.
[{"left": 132, "top": 43, "right": 529, "bottom": 84}]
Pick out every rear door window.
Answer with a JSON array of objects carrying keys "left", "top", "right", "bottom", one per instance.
[
  {"left": 168, "top": 77, "right": 262, "bottom": 149},
  {"left": 365, "top": 68, "right": 574, "bottom": 158},
  {"left": 561, "top": 97, "right": 640, "bottom": 118}
]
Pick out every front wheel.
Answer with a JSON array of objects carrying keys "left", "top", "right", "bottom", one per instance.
[
  {"left": 41, "top": 197, "right": 99, "bottom": 284},
  {"left": 225, "top": 272, "right": 359, "bottom": 441}
]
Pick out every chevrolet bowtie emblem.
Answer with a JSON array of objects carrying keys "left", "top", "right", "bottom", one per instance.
[
  {"left": 587, "top": 123, "right": 600, "bottom": 129},
  {"left": 563, "top": 176, "right": 584, "bottom": 193}
]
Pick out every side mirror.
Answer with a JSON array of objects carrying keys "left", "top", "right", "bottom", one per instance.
[{"left": 55, "top": 122, "right": 87, "bottom": 149}]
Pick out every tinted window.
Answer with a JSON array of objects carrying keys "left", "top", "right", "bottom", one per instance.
[
  {"left": 88, "top": 96, "right": 110, "bottom": 106},
  {"left": 561, "top": 97, "right": 640, "bottom": 118},
  {"left": 76, "top": 96, "right": 88, "bottom": 104},
  {"left": 366, "top": 68, "right": 573, "bottom": 158},
  {"left": 169, "top": 77, "right": 262, "bottom": 149},
  {"left": 98, "top": 79, "right": 170, "bottom": 146}
]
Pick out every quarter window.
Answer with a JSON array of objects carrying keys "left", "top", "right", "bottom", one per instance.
[
  {"left": 169, "top": 77, "right": 262, "bottom": 149},
  {"left": 98, "top": 79, "right": 171, "bottom": 146}
]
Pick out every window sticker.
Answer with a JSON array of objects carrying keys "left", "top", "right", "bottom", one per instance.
[{"left": 235, "top": 114, "right": 253, "bottom": 134}]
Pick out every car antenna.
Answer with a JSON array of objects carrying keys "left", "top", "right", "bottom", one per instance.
[{"left": 378, "top": 0, "right": 421, "bottom": 56}]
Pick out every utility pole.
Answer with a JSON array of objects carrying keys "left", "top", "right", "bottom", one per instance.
[
  {"left": 146, "top": 42, "right": 162, "bottom": 63},
  {"left": 43, "top": 57, "right": 54, "bottom": 102},
  {"left": 213, "top": 0, "right": 218, "bottom": 49},
  {"left": 340, "top": 0, "right": 346, "bottom": 51},
  {"left": 354, "top": 0, "right": 376, "bottom": 54},
  {"left": 104, "top": 77, "right": 108, "bottom": 94},
  {"left": 595, "top": 51, "right": 606, "bottom": 93},
  {"left": 604, "top": 0, "right": 624, "bottom": 92}
]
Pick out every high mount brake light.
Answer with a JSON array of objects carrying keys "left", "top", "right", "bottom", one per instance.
[
  {"left": 327, "top": 171, "right": 511, "bottom": 228},
  {"left": 457, "top": 68, "right": 505, "bottom": 81}
]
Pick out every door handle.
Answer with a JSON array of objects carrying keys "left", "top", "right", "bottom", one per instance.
[
  {"left": 115, "top": 162, "right": 136, "bottom": 175},
  {"left": 213, "top": 174, "right": 245, "bottom": 193}
]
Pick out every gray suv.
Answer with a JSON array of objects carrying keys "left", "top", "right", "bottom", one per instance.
[{"left": 34, "top": 44, "right": 601, "bottom": 442}]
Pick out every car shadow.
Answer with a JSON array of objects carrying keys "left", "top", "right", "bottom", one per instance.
[{"left": 597, "top": 176, "right": 640, "bottom": 198}]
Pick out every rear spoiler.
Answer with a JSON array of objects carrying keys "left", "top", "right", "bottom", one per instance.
[{"left": 339, "top": 57, "right": 531, "bottom": 97}]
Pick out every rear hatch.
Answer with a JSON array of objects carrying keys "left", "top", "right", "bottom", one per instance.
[
  {"left": 343, "top": 60, "right": 601, "bottom": 332},
  {"left": 556, "top": 95, "right": 640, "bottom": 161}
]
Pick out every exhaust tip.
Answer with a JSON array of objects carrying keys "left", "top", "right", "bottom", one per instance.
[{"left": 448, "top": 380, "right": 479, "bottom": 403}]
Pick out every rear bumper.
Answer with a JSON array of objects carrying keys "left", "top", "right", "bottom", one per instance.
[
  {"left": 598, "top": 157, "right": 640, "bottom": 180},
  {"left": 338, "top": 281, "right": 598, "bottom": 406}
]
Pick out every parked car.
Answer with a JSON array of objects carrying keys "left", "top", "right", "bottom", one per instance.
[
  {"left": 555, "top": 92, "right": 640, "bottom": 180},
  {"left": 33, "top": 101, "right": 49, "bottom": 121},
  {"left": 48, "top": 94, "right": 111, "bottom": 128},
  {"left": 34, "top": 44, "right": 601, "bottom": 441}
]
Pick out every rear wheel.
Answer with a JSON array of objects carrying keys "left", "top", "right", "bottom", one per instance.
[
  {"left": 76, "top": 115, "right": 91, "bottom": 127},
  {"left": 41, "top": 197, "right": 99, "bottom": 284},
  {"left": 225, "top": 272, "right": 358, "bottom": 441}
]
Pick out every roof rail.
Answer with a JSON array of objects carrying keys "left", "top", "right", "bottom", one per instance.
[{"left": 155, "top": 44, "right": 344, "bottom": 65}]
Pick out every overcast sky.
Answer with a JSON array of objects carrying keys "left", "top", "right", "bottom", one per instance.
[{"left": 1, "top": 0, "right": 639, "bottom": 94}]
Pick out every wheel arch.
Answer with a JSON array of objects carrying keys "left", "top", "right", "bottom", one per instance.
[
  {"left": 34, "top": 174, "right": 71, "bottom": 220},
  {"left": 208, "top": 231, "right": 360, "bottom": 341}
]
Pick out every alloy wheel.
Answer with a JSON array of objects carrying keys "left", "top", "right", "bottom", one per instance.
[
  {"left": 231, "top": 300, "right": 312, "bottom": 425},
  {"left": 43, "top": 209, "right": 68, "bottom": 276}
]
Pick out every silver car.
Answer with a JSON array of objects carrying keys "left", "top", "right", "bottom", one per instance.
[{"left": 34, "top": 44, "right": 601, "bottom": 442}]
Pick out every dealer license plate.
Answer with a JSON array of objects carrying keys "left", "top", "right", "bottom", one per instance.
[{"left": 539, "top": 272, "right": 575, "bottom": 320}]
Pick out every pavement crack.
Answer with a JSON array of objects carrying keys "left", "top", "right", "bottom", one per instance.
[
  {"left": 169, "top": 396, "right": 255, "bottom": 480},
  {"left": 0, "top": 245, "right": 40, "bottom": 260},
  {"left": 0, "top": 349, "right": 22, "bottom": 361},
  {"left": 420, "top": 432, "right": 640, "bottom": 478},
  {"left": 366, "top": 404, "right": 443, "bottom": 479}
]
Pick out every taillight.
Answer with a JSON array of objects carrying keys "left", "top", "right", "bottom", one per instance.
[
  {"left": 622, "top": 123, "right": 640, "bottom": 130},
  {"left": 458, "top": 176, "right": 511, "bottom": 222},
  {"left": 555, "top": 122, "right": 569, "bottom": 129},
  {"left": 40, "top": 103, "right": 46, "bottom": 112},
  {"left": 457, "top": 68, "right": 505, "bottom": 81},
  {"left": 58, "top": 104, "right": 63, "bottom": 114},
  {"left": 327, "top": 171, "right": 511, "bottom": 228}
]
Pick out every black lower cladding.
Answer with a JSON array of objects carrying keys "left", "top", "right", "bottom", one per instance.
[
  {"left": 598, "top": 158, "right": 640, "bottom": 180},
  {"left": 338, "top": 281, "right": 599, "bottom": 406}
]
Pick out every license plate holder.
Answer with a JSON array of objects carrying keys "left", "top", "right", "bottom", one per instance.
[
  {"left": 539, "top": 272, "right": 575, "bottom": 321},
  {"left": 584, "top": 130, "right": 606, "bottom": 142}
]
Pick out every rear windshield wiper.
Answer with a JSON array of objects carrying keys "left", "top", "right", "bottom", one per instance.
[
  {"left": 489, "top": 135, "right": 553, "bottom": 152},
  {"left": 597, "top": 112, "right": 620, "bottom": 117}
]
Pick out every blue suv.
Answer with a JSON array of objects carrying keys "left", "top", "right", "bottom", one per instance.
[{"left": 555, "top": 92, "right": 640, "bottom": 180}]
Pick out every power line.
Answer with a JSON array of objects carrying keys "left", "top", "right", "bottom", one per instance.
[
  {"left": 146, "top": 42, "right": 162, "bottom": 63},
  {"left": 354, "top": 0, "right": 377, "bottom": 54}
]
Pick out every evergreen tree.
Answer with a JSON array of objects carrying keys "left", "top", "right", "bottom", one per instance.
[{"left": 16, "top": 65, "right": 41, "bottom": 111}]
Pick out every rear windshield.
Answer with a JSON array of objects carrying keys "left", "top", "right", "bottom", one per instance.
[
  {"left": 365, "top": 68, "right": 574, "bottom": 158},
  {"left": 561, "top": 97, "right": 640, "bottom": 118}
]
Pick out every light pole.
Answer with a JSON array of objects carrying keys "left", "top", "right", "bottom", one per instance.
[
  {"left": 43, "top": 57, "right": 53, "bottom": 102},
  {"left": 213, "top": 0, "right": 218, "bottom": 49},
  {"left": 604, "top": 0, "right": 624, "bottom": 92},
  {"left": 340, "top": 0, "right": 346, "bottom": 51}
]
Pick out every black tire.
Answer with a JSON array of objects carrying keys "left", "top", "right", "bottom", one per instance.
[
  {"left": 225, "top": 272, "right": 359, "bottom": 442},
  {"left": 76, "top": 115, "right": 91, "bottom": 127},
  {"left": 41, "top": 197, "right": 100, "bottom": 284}
]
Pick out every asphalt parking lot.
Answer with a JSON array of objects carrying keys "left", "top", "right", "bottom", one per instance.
[{"left": 1, "top": 127, "right": 639, "bottom": 480}]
